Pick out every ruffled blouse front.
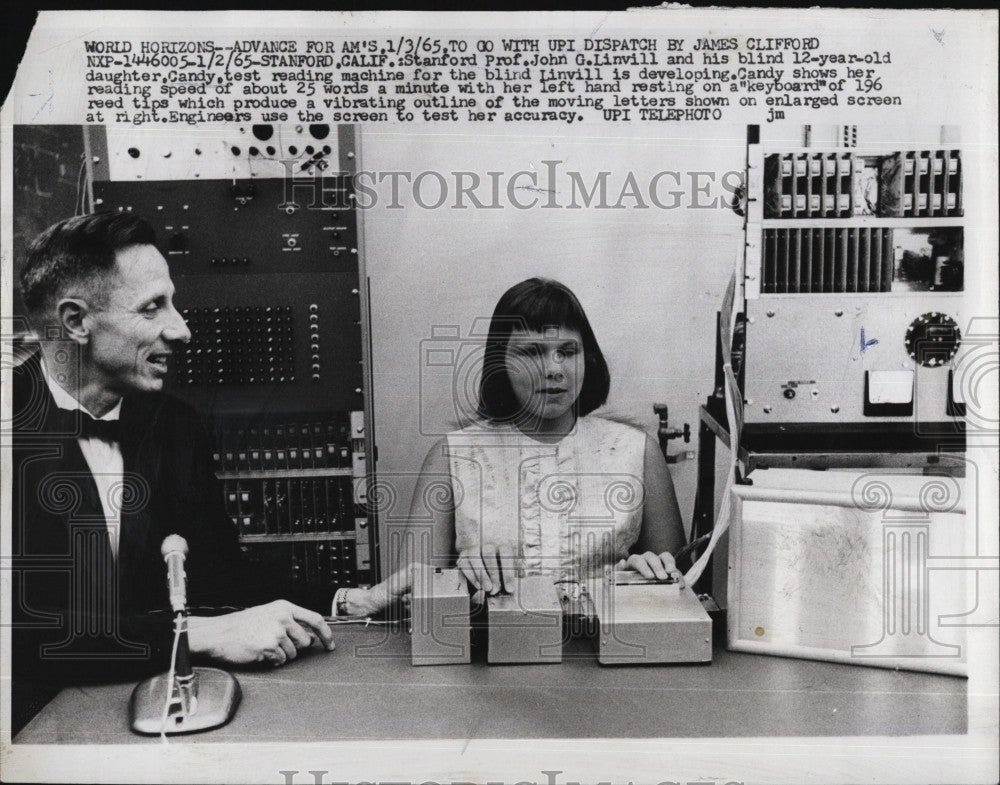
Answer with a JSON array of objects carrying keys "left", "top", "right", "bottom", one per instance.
[{"left": 447, "top": 416, "right": 646, "bottom": 583}]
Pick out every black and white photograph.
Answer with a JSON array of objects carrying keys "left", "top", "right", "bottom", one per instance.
[{"left": 1, "top": 9, "right": 997, "bottom": 785}]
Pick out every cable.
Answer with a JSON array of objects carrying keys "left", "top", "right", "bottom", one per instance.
[
  {"left": 684, "top": 264, "right": 743, "bottom": 587},
  {"left": 675, "top": 532, "right": 712, "bottom": 566},
  {"left": 322, "top": 615, "right": 409, "bottom": 626},
  {"left": 158, "top": 613, "right": 183, "bottom": 744}
]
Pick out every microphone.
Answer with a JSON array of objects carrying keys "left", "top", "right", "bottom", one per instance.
[
  {"left": 161, "top": 534, "right": 189, "bottom": 614},
  {"left": 130, "top": 535, "right": 241, "bottom": 735}
]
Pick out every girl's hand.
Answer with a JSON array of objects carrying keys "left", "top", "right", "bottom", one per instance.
[
  {"left": 343, "top": 562, "right": 418, "bottom": 616},
  {"left": 456, "top": 543, "right": 518, "bottom": 604},
  {"left": 616, "top": 551, "right": 683, "bottom": 584}
]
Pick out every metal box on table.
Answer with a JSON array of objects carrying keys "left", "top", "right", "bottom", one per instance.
[
  {"left": 486, "top": 575, "right": 562, "bottom": 664},
  {"left": 587, "top": 572, "right": 712, "bottom": 665},
  {"left": 410, "top": 566, "right": 470, "bottom": 666}
]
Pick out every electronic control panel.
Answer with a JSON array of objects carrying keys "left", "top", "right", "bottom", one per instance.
[
  {"left": 86, "top": 124, "right": 377, "bottom": 586},
  {"left": 741, "top": 127, "right": 969, "bottom": 429},
  {"left": 88, "top": 178, "right": 363, "bottom": 415}
]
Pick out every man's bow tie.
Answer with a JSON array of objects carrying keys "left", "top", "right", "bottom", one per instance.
[{"left": 53, "top": 408, "right": 123, "bottom": 443}]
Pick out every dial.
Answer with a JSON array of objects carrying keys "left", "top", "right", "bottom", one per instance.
[{"left": 904, "top": 312, "right": 961, "bottom": 367}]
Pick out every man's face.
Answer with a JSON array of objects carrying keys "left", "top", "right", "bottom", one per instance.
[{"left": 84, "top": 244, "right": 190, "bottom": 396}]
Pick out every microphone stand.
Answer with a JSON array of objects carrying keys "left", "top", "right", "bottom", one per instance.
[
  {"left": 171, "top": 610, "right": 197, "bottom": 717},
  {"left": 130, "top": 537, "right": 241, "bottom": 735},
  {"left": 130, "top": 607, "right": 242, "bottom": 735}
]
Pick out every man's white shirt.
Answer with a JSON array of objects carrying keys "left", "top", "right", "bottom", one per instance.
[{"left": 41, "top": 362, "right": 123, "bottom": 558}]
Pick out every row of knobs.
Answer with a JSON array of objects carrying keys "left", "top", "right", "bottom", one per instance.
[{"left": 309, "top": 304, "right": 321, "bottom": 381}]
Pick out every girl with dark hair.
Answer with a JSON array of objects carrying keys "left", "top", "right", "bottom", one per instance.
[{"left": 406, "top": 278, "right": 685, "bottom": 600}]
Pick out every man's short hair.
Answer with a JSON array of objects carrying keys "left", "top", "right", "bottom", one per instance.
[{"left": 19, "top": 212, "right": 158, "bottom": 321}]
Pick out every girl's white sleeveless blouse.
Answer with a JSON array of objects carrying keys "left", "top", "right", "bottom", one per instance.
[{"left": 446, "top": 416, "right": 646, "bottom": 582}]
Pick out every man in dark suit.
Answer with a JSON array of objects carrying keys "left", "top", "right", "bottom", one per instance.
[{"left": 10, "top": 213, "right": 408, "bottom": 735}]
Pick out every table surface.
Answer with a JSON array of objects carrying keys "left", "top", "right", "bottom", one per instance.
[{"left": 14, "top": 624, "right": 967, "bottom": 744}]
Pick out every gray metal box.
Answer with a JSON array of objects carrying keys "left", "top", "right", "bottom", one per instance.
[
  {"left": 410, "top": 567, "right": 470, "bottom": 666},
  {"left": 588, "top": 576, "right": 712, "bottom": 665},
  {"left": 743, "top": 294, "right": 964, "bottom": 425},
  {"left": 487, "top": 575, "right": 562, "bottom": 664}
]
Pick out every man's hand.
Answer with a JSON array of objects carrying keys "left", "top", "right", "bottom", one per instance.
[
  {"left": 342, "top": 562, "right": 420, "bottom": 617},
  {"left": 187, "top": 600, "right": 336, "bottom": 667}
]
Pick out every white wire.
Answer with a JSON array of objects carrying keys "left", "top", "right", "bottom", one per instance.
[
  {"left": 322, "top": 615, "right": 410, "bottom": 626},
  {"left": 685, "top": 265, "right": 743, "bottom": 587},
  {"left": 158, "top": 614, "right": 183, "bottom": 744}
]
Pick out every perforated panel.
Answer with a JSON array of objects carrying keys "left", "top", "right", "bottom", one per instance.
[{"left": 92, "top": 178, "right": 363, "bottom": 415}]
